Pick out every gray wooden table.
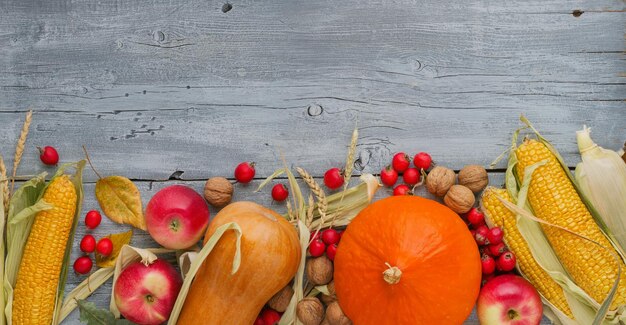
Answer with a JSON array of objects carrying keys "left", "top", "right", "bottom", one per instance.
[{"left": 1, "top": 0, "right": 625, "bottom": 324}]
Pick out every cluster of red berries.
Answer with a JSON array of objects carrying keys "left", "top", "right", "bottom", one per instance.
[
  {"left": 73, "top": 210, "right": 114, "bottom": 275},
  {"left": 308, "top": 228, "right": 343, "bottom": 261},
  {"left": 254, "top": 307, "right": 281, "bottom": 325},
  {"left": 464, "top": 208, "right": 516, "bottom": 283},
  {"left": 380, "top": 152, "right": 432, "bottom": 196}
]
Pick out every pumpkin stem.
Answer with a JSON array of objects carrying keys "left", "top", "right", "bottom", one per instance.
[{"left": 383, "top": 262, "right": 402, "bottom": 285}]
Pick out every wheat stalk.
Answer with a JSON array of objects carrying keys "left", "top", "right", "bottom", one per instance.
[
  {"left": 286, "top": 201, "right": 294, "bottom": 222},
  {"left": 296, "top": 167, "right": 328, "bottom": 224},
  {"left": 11, "top": 110, "right": 32, "bottom": 193},
  {"left": 343, "top": 126, "right": 359, "bottom": 185},
  {"left": 306, "top": 194, "right": 314, "bottom": 227},
  {"left": 0, "top": 155, "right": 8, "bottom": 211}
]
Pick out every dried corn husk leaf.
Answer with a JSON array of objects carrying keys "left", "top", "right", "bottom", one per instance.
[
  {"left": 58, "top": 267, "right": 115, "bottom": 322},
  {"left": 95, "top": 176, "right": 145, "bottom": 230},
  {"left": 95, "top": 230, "right": 133, "bottom": 268},
  {"left": 256, "top": 168, "right": 286, "bottom": 192},
  {"left": 279, "top": 220, "right": 309, "bottom": 325},
  {"left": 0, "top": 179, "right": 5, "bottom": 325},
  {"left": 575, "top": 126, "right": 626, "bottom": 254},
  {"left": 167, "top": 222, "right": 242, "bottom": 325}
]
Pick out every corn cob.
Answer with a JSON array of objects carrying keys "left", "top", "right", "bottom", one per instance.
[
  {"left": 13, "top": 175, "right": 77, "bottom": 325},
  {"left": 482, "top": 187, "right": 573, "bottom": 317},
  {"left": 515, "top": 139, "right": 626, "bottom": 309}
]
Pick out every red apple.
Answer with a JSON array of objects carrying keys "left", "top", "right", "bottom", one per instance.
[
  {"left": 114, "top": 259, "right": 183, "bottom": 325},
  {"left": 477, "top": 274, "right": 543, "bottom": 325},
  {"left": 145, "top": 185, "right": 210, "bottom": 249}
]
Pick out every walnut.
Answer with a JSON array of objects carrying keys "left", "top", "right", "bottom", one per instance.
[
  {"left": 320, "top": 280, "right": 336, "bottom": 304},
  {"left": 325, "top": 302, "right": 352, "bottom": 325},
  {"left": 426, "top": 166, "right": 456, "bottom": 197},
  {"left": 306, "top": 256, "right": 334, "bottom": 285},
  {"left": 268, "top": 285, "right": 294, "bottom": 312},
  {"left": 296, "top": 297, "right": 324, "bottom": 325},
  {"left": 444, "top": 185, "right": 475, "bottom": 214},
  {"left": 458, "top": 165, "right": 488, "bottom": 193},
  {"left": 203, "top": 177, "right": 233, "bottom": 207}
]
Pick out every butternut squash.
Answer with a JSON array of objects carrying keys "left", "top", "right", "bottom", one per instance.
[{"left": 177, "top": 201, "right": 301, "bottom": 324}]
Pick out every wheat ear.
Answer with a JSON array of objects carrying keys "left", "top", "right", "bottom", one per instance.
[
  {"left": 11, "top": 110, "right": 32, "bottom": 193},
  {"left": 296, "top": 167, "right": 328, "bottom": 224},
  {"left": 0, "top": 155, "right": 8, "bottom": 211}
]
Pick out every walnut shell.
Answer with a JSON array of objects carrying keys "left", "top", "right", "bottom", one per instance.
[
  {"left": 268, "top": 285, "right": 294, "bottom": 312},
  {"left": 458, "top": 165, "right": 488, "bottom": 193},
  {"left": 296, "top": 297, "right": 324, "bottom": 325},
  {"left": 306, "top": 256, "right": 334, "bottom": 285},
  {"left": 426, "top": 166, "right": 456, "bottom": 197},
  {"left": 320, "top": 280, "right": 337, "bottom": 304},
  {"left": 325, "top": 301, "right": 352, "bottom": 325},
  {"left": 203, "top": 177, "right": 233, "bottom": 207},
  {"left": 443, "top": 185, "right": 475, "bottom": 214}
]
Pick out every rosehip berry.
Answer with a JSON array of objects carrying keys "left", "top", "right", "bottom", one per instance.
[
  {"left": 336, "top": 230, "right": 344, "bottom": 241},
  {"left": 413, "top": 152, "right": 432, "bottom": 171},
  {"left": 393, "top": 184, "right": 411, "bottom": 196},
  {"left": 73, "top": 256, "right": 93, "bottom": 275},
  {"left": 402, "top": 168, "right": 420, "bottom": 186},
  {"left": 487, "top": 242, "right": 507, "bottom": 257},
  {"left": 481, "top": 254, "right": 496, "bottom": 275},
  {"left": 80, "top": 234, "right": 96, "bottom": 253},
  {"left": 96, "top": 237, "right": 113, "bottom": 256},
  {"left": 84, "top": 210, "right": 102, "bottom": 229},
  {"left": 474, "top": 225, "right": 489, "bottom": 246},
  {"left": 38, "top": 146, "right": 59, "bottom": 165},
  {"left": 326, "top": 244, "right": 338, "bottom": 261},
  {"left": 380, "top": 165, "right": 399, "bottom": 187},
  {"left": 478, "top": 245, "right": 490, "bottom": 257},
  {"left": 253, "top": 317, "right": 266, "bottom": 325},
  {"left": 481, "top": 273, "right": 496, "bottom": 286},
  {"left": 497, "top": 251, "right": 516, "bottom": 272},
  {"left": 324, "top": 167, "right": 344, "bottom": 190},
  {"left": 234, "top": 162, "right": 256, "bottom": 183},
  {"left": 261, "top": 308, "right": 281, "bottom": 325},
  {"left": 271, "top": 184, "right": 289, "bottom": 202},
  {"left": 321, "top": 229, "right": 340, "bottom": 245},
  {"left": 308, "top": 239, "right": 326, "bottom": 257},
  {"left": 486, "top": 227, "right": 504, "bottom": 245},
  {"left": 391, "top": 152, "right": 411, "bottom": 173},
  {"left": 467, "top": 207, "right": 485, "bottom": 227},
  {"left": 310, "top": 230, "right": 321, "bottom": 242}
]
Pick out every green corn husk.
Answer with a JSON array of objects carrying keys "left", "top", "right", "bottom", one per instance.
[{"left": 575, "top": 127, "right": 626, "bottom": 254}]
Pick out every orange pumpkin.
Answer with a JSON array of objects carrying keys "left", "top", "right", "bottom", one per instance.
[
  {"left": 177, "top": 201, "right": 301, "bottom": 324},
  {"left": 334, "top": 196, "right": 481, "bottom": 325}
]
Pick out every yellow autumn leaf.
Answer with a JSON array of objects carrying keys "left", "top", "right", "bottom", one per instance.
[
  {"left": 96, "top": 230, "right": 133, "bottom": 268},
  {"left": 95, "top": 176, "right": 146, "bottom": 230}
]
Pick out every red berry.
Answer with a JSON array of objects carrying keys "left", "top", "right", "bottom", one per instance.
[
  {"left": 73, "top": 256, "right": 93, "bottom": 275},
  {"left": 469, "top": 229, "right": 476, "bottom": 238},
  {"left": 253, "top": 317, "right": 266, "bottom": 325},
  {"left": 38, "top": 146, "right": 59, "bottom": 165},
  {"left": 310, "top": 230, "right": 321, "bottom": 242},
  {"left": 393, "top": 184, "right": 411, "bottom": 196},
  {"left": 321, "top": 229, "right": 340, "bottom": 245},
  {"left": 271, "top": 184, "right": 289, "bottom": 202},
  {"left": 413, "top": 152, "right": 432, "bottom": 171},
  {"left": 391, "top": 152, "right": 410, "bottom": 173},
  {"left": 402, "top": 168, "right": 420, "bottom": 186},
  {"left": 478, "top": 245, "right": 491, "bottom": 257},
  {"left": 486, "top": 227, "right": 504, "bottom": 245},
  {"left": 308, "top": 239, "right": 326, "bottom": 257},
  {"left": 481, "top": 254, "right": 496, "bottom": 275},
  {"left": 497, "top": 251, "right": 516, "bottom": 272},
  {"left": 336, "top": 230, "right": 344, "bottom": 241},
  {"left": 323, "top": 168, "right": 344, "bottom": 190},
  {"left": 80, "top": 235, "right": 96, "bottom": 253},
  {"left": 487, "top": 242, "right": 507, "bottom": 257},
  {"left": 96, "top": 237, "right": 113, "bottom": 256},
  {"left": 326, "top": 244, "right": 338, "bottom": 261},
  {"left": 261, "top": 308, "right": 281, "bottom": 325},
  {"left": 84, "top": 210, "right": 102, "bottom": 229},
  {"left": 481, "top": 273, "right": 496, "bottom": 286},
  {"left": 467, "top": 207, "right": 485, "bottom": 227},
  {"left": 380, "top": 165, "right": 398, "bottom": 187},
  {"left": 234, "top": 162, "right": 256, "bottom": 183},
  {"left": 474, "top": 225, "right": 489, "bottom": 246}
]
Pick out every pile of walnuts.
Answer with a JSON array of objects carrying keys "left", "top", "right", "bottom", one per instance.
[{"left": 426, "top": 165, "right": 488, "bottom": 213}]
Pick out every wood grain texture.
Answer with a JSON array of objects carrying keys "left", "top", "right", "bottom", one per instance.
[{"left": 0, "top": 0, "right": 624, "bottom": 323}]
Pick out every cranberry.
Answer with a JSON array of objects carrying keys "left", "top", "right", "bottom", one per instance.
[
  {"left": 380, "top": 165, "right": 399, "bottom": 187},
  {"left": 271, "top": 184, "right": 289, "bottom": 202},
  {"left": 391, "top": 152, "right": 410, "bottom": 173},
  {"left": 234, "top": 162, "right": 256, "bottom": 183},
  {"left": 324, "top": 167, "right": 344, "bottom": 190},
  {"left": 38, "top": 146, "right": 59, "bottom": 165},
  {"left": 413, "top": 152, "right": 432, "bottom": 171},
  {"left": 402, "top": 168, "right": 420, "bottom": 186}
]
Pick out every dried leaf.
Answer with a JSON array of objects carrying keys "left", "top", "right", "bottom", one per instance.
[
  {"left": 96, "top": 231, "right": 133, "bottom": 268},
  {"left": 77, "top": 300, "right": 135, "bottom": 325},
  {"left": 95, "top": 176, "right": 145, "bottom": 230},
  {"left": 59, "top": 267, "right": 115, "bottom": 323}
]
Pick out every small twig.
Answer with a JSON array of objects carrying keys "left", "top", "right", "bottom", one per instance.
[
  {"left": 11, "top": 110, "right": 32, "bottom": 193},
  {"left": 82, "top": 145, "right": 103, "bottom": 179}
]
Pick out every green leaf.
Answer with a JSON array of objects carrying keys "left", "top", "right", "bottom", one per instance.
[
  {"left": 77, "top": 300, "right": 135, "bottom": 325},
  {"left": 95, "top": 176, "right": 145, "bottom": 230}
]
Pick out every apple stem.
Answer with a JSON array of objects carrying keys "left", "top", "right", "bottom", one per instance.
[
  {"left": 146, "top": 294, "right": 154, "bottom": 303},
  {"left": 169, "top": 219, "right": 180, "bottom": 232},
  {"left": 507, "top": 309, "right": 519, "bottom": 320}
]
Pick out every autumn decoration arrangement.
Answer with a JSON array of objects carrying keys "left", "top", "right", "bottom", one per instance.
[{"left": 0, "top": 112, "right": 625, "bottom": 325}]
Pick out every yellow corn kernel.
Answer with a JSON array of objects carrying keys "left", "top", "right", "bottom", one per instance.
[
  {"left": 516, "top": 139, "right": 626, "bottom": 309},
  {"left": 482, "top": 187, "right": 572, "bottom": 317},
  {"left": 13, "top": 175, "right": 77, "bottom": 325}
]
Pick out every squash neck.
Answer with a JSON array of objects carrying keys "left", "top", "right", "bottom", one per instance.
[{"left": 383, "top": 262, "right": 402, "bottom": 285}]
